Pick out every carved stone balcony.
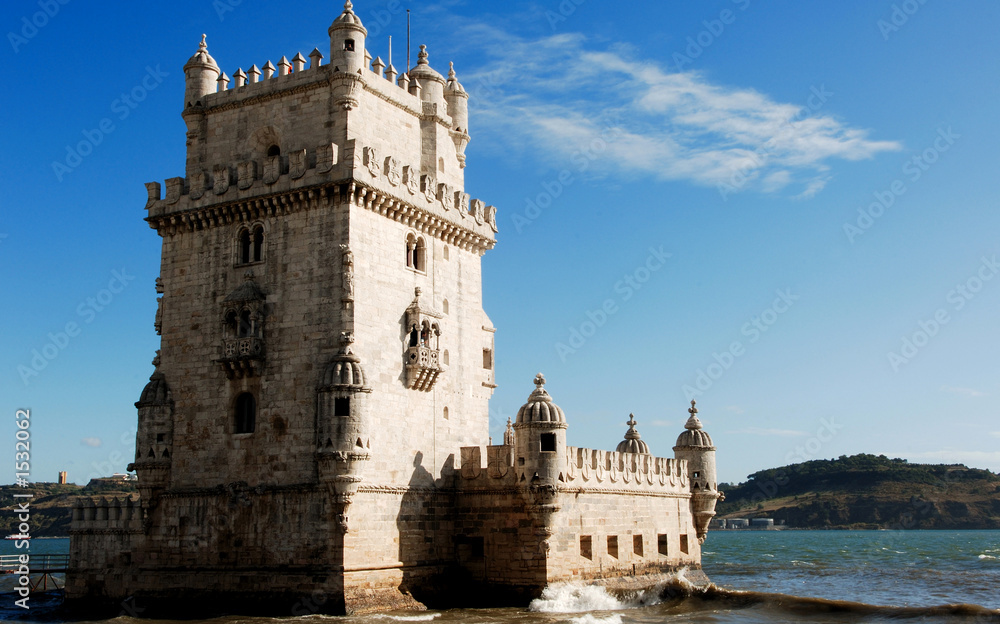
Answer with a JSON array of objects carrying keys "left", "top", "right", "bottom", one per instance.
[
  {"left": 219, "top": 337, "right": 265, "bottom": 379},
  {"left": 405, "top": 345, "right": 442, "bottom": 391}
]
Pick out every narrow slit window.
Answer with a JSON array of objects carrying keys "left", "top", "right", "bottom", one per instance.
[
  {"left": 239, "top": 229, "right": 251, "bottom": 265},
  {"left": 633, "top": 535, "right": 644, "bottom": 557},
  {"left": 234, "top": 393, "right": 256, "bottom": 434},
  {"left": 680, "top": 535, "right": 689, "bottom": 555},
  {"left": 580, "top": 535, "right": 593, "bottom": 560},
  {"left": 658, "top": 534, "right": 668, "bottom": 556},
  {"left": 607, "top": 535, "right": 618, "bottom": 559}
]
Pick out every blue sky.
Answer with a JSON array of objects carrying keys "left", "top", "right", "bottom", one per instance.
[{"left": 2, "top": 0, "right": 999, "bottom": 485}]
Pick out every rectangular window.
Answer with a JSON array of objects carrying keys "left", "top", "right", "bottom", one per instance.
[
  {"left": 658, "top": 534, "right": 668, "bottom": 556},
  {"left": 633, "top": 535, "right": 643, "bottom": 557},
  {"left": 335, "top": 398, "right": 351, "bottom": 417},
  {"left": 607, "top": 535, "right": 618, "bottom": 559},
  {"left": 540, "top": 433, "right": 556, "bottom": 452},
  {"left": 344, "top": 39, "right": 355, "bottom": 51},
  {"left": 483, "top": 348, "right": 493, "bottom": 369},
  {"left": 580, "top": 535, "right": 592, "bottom": 560},
  {"left": 680, "top": 534, "right": 689, "bottom": 555},
  {"left": 156, "top": 433, "right": 165, "bottom": 443}
]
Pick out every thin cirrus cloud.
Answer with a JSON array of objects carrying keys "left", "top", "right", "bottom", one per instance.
[
  {"left": 80, "top": 437, "right": 103, "bottom": 448},
  {"left": 461, "top": 27, "right": 901, "bottom": 197},
  {"left": 940, "top": 386, "right": 987, "bottom": 398}
]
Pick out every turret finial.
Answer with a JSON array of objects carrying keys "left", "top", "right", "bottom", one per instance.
[
  {"left": 685, "top": 401, "right": 703, "bottom": 430},
  {"left": 624, "top": 414, "right": 641, "bottom": 440},
  {"left": 689, "top": 400, "right": 698, "bottom": 416},
  {"left": 418, "top": 44, "right": 429, "bottom": 65},
  {"left": 344, "top": 1, "right": 354, "bottom": 12},
  {"left": 448, "top": 62, "right": 456, "bottom": 80},
  {"left": 200, "top": 34, "right": 208, "bottom": 50},
  {"left": 534, "top": 373, "right": 546, "bottom": 388}
]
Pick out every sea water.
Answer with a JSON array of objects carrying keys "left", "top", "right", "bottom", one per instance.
[{"left": 2, "top": 531, "right": 999, "bottom": 623}]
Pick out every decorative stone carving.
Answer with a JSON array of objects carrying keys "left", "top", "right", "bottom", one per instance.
[
  {"left": 165, "top": 178, "right": 184, "bottom": 205},
  {"left": 213, "top": 165, "right": 230, "bottom": 195},
  {"left": 364, "top": 146, "right": 380, "bottom": 178},
  {"left": 486, "top": 205, "right": 498, "bottom": 233},
  {"left": 189, "top": 171, "right": 208, "bottom": 200},
  {"left": 458, "top": 193, "right": 470, "bottom": 219},
  {"left": 263, "top": 155, "right": 281, "bottom": 185},
  {"left": 289, "top": 149, "right": 308, "bottom": 179},
  {"left": 471, "top": 199, "right": 485, "bottom": 225},
  {"left": 341, "top": 244, "right": 355, "bottom": 301},
  {"left": 403, "top": 165, "right": 419, "bottom": 195},
  {"left": 144, "top": 181, "right": 161, "bottom": 208},
  {"left": 317, "top": 144, "right": 338, "bottom": 173},
  {"left": 237, "top": 161, "right": 257, "bottom": 190},
  {"left": 438, "top": 183, "right": 454, "bottom": 211},
  {"left": 421, "top": 175, "right": 437, "bottom": 204},
  {"left": 404, "top": 287, "right": 443, "bottom": 392},
  {"left": 384, "top": 156, "right": 401, "bottom": 186}
]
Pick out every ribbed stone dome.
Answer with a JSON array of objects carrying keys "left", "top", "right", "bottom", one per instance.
[
  {"left": 332, "top": 1, "right": 367, "bottom": 31},
  {"left": 322, "top": 336, "right": 368, "bottom": 390},
  {"left": 616, "top": 414, "right": 651, "bottom": 454},
  {"left": 675, "top": 400, "right": 715, "bottom": 448},
  {"left": 515, "top": 374, "right": 566, "bottom": 424},
  {"left": 136, "top": 372, "right": 171, "bottom": 408},
  {"left": 184, "top": 35, "right": 219, "bottom": 71},
  {"left": 409, "top": 45, "right": 446, "bottom": 85}
]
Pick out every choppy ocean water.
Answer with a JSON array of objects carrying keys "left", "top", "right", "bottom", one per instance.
[{"left": 2, "top": 531, "right": 999, "bottom": 623}]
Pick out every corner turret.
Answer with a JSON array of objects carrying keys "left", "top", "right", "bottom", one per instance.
[
  {"left": 409, "top": 45, "right": 447, "bottom": 108},
  {"left": 673, "top": 400, "right": 720, "bottom": 543},
  {"left": 329, "top": 1, "right": 368, "bottom": 75},
  {"left": 616, "top": 414, "right": 651, "bottom": 454},
  {"left": 183, "top": 35, "right": 220, "bottom": 108},
  {"left": 445, "top": 62, "right": 471, "bottom": 168},
  {"left": 514, "top": 374, "right": 567, "bottom": 486}
]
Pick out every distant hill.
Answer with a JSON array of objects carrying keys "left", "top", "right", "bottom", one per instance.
[
  {"left": 0, "top": 482, "right": 139, "bottom": 538},
  {"left": 717, "top": 454, "right": 1000, "bottom": 530}
]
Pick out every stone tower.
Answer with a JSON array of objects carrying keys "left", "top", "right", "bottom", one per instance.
[
  {"left": 69, "top": 2, "right": 498, "bottom": 614},
  {"left": 673, "top": 401, "right": 721, "bottom": 543}
]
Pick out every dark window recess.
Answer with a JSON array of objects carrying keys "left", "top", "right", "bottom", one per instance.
[
  {"left": 580, "top": 535, "right": 593, "bottom": 560},
  {"left": 540, "top": 433, "right": 556, "bottom": 452},
  {"left": 345, "top": 39, "right": 355, "bottom": 51},
  {"left": 235, "top": 393, "right": 256, "bottom": 434},
  {"left": 267, "top": 145, "right": 280, "bottom": 157},
  {"left": 607, "top": 535, "right": 619, "bottom": 559},
  {"left": 239, "top": 229, "right": 251, "bottom": 264},
  {"left": 253, "top": 227, "right": 264, "bottom": 262},
  {"left": 680, "top": 535, "right": 690, "bottom": 555},
  {"left": 156, "top": 433, "right": 165, "bottom": 443},
  {"left": 633, "top": 534, "right": 644, "bottom": 557},
  {"left": 482, "top": 348, "right": 493, "bottom": 369},
  {"left": 658, "top": 534, "right": 669, "bottom": 556},
  {"left": 335, "top": 398, "right": 351, "bottom": 417}
]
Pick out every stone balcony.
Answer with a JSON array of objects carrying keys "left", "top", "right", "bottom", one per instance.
[
  {"left": 405, "top": 345, "right": 442, "bottom": 391},
  {"left": 219, "top": 337, "right": 265, "bottom": 379}
]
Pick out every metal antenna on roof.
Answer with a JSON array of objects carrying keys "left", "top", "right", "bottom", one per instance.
[{"left": 407, "top": 9, "right": 411, "bottom": 73}]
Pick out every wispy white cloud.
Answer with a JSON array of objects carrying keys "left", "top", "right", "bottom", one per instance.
[
  {"left": 728, "top": 427, "right": 807, "bottom": 438},
  {"left": 650, "top": 420, "right": 675, "bottom": 428},
  {"left": 990, "top": 432, "right": 1000, "bottom": 439},
  {"left": 724, "top": 405, "right": 746, "bottom": 415},
  {"left": 456, "top": 24, "right": 900, "bottom": 197},
  {"left": 940, "top": 386, "right": 986, "bottom": 397},
  {"left": 81, "top": 437, "right": 102, "bottom": 448}
]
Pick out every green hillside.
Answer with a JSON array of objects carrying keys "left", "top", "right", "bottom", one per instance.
[
  {"left": 0, "top": 482, "right": 139, "bottom": 538},
  {"left": 717, "top": 454, "right": 1000, "bottom": 530}
]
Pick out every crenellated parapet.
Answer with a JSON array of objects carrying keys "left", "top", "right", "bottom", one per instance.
[
  {"left": 144, "top": 140, "right": 497, "bottom": 250},
  {"left": 70, "top": 496, "right": 144, "bottom": 534}
]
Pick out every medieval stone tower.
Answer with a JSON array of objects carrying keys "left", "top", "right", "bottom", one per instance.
[{"left": 67, "top": 3, "right": 719, "bottom": 615}]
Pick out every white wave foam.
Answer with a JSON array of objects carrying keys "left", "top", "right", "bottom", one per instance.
[
  {"left": 979, "top": 554, "right": 997, "bottom": 560},
  {"left": 530, "top": 584, "right": 625, "bottom": 613},
  {"left": 569, "top": 615, "right": 623, "bottom": 624}
]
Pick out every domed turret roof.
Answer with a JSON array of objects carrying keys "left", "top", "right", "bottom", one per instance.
[
  {"left": 675, "top": 401, "right": 715, "bottom": 448},
  {"left": 136, "top": 354, "right": 172, "bottom": 408},
  {"left": 322, "top": 333, "right": 369, "bottom": 390},
  {"left": 446, "top": 62, "right": 467, "bottom": 95},
  {"left": 331, "top": 1, "right": 367, "bottom": 32},
  {"left": 409, "top": 45, "right": 445, "bottom": 85},
  {"left": 184, "top": 35, "right": 219, "bottom": 72},
  {"left": 616, "top": 414, "right": 651, "bottom": 454},
  {"left": 516, "top": 374, "right": 566, "bottom": 424}
]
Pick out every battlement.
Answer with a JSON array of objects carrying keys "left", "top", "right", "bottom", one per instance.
[
  {"left": 143, "top": 138, "right": 498, "bottom": 249},
  {"left": 70, "top": 496, "right": 143, "bottom": 533},
  {"left": 459, "top": 444, "right": 690, "bottom": 495}
]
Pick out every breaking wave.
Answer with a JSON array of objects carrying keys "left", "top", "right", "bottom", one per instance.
[{"left": 526, "top": 575, "right": 1000, "bottom": 621}]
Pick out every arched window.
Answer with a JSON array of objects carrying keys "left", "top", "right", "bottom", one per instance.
[
  {"left": 443, "top": 246, "right": 450, "bottom": 261},
  {"left": 414, "top": 237, "right": 426, "bottom": 272},
  {"left": 224, "top": 310, "right": 238, "bottom": 338},
  {"left": 406, "top": 233, "right": 416, "bottom": 269},
  {"left": 252, "top": 226, "right": 264, "bottom": 263},
  {"left": 443, "top": 407, "right": 449, "bottom": 420},
  {"left": 266, "top": 145, "right": 281, "bottom": 157},
  {"left": 438, "top": 157, "right": 445, "bottom": 173},
  {"left": 238, "top": 228, "right": 251, "bottom": 265},
  {"left": 234, "top": 393, "right": 256, "bottom": 434},
  {"left": 442, "top": 299, "right": 449, "bottom": 315}
]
